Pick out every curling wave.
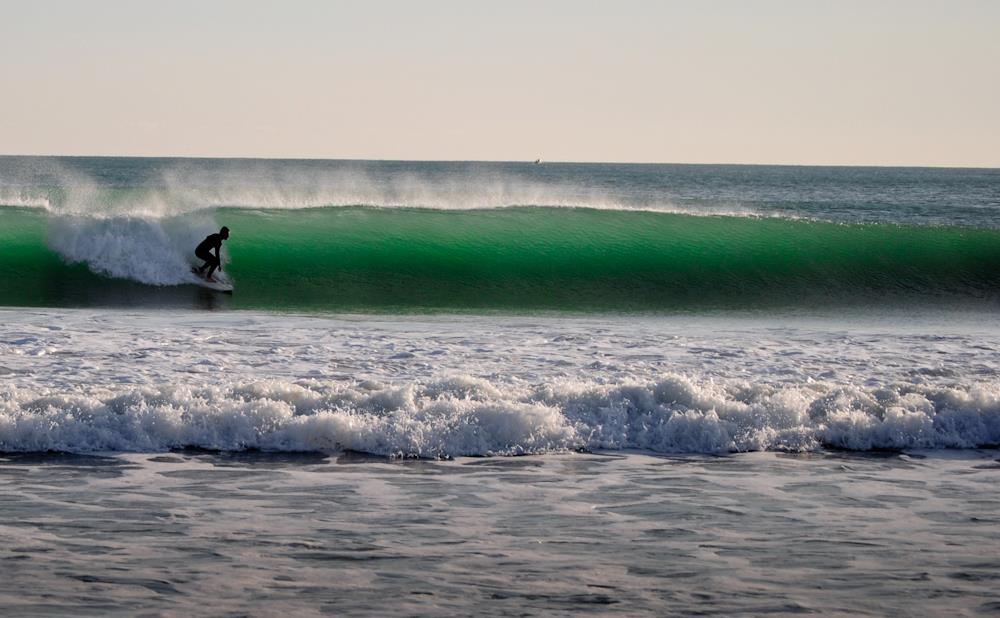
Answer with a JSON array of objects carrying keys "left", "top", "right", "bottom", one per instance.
[{"left": 0, "top": 204, "right": 998, "bottom": 311}]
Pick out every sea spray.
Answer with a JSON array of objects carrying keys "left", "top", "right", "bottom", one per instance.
[
  {"left": 1, "top": 158, "right": 997, "bottom": 310},
  {"left": 45, "top": 215, "right": 222, "bottom": 285}
]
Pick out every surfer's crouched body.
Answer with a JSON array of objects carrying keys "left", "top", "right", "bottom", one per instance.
[{"left": 194, "top": 226, "right": 229, "bottom": 282}]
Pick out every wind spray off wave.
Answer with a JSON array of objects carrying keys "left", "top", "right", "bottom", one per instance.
[
  {"left": 1, "top": 204, "right": 999, "bottom": 311},
  {"left": 0, "top": 157, "right": 998, "bottom": 311}
]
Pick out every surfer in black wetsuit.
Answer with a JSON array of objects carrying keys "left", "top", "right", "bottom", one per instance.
[{"left": 194, "top": 226, "right": 229, "bottom": 282}]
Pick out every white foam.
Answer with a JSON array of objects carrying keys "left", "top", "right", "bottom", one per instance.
[
  {"left": 2, "top": 310, "right": 997, "bottom": 456},
  {"left": 1, "top": 373, "right": 999, "bottom": 456},
  {"left": 46, "top": 214, "right": 221, "bottom": 285}
]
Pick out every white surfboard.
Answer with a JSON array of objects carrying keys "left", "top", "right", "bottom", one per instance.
[{"left": 191, "top": 268, "right": 234, "bottom": 293}]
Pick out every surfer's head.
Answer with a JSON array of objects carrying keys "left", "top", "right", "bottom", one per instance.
[{"left": 220, "top": 226, "right": 230, "bottom": 240}]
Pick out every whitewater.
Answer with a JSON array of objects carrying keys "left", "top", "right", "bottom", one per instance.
[{"left": 2, "top": 310, "right": 1000, "bottom": 456}]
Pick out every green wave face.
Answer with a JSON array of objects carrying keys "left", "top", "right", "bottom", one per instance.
[{"left": 2, "top": 206, "right": 1000, "bottom": 312}]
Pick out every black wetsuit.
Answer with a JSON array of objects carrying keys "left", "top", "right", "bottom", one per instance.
[{"left": 195, "top": 233, "right": 223, "bottom": 278}]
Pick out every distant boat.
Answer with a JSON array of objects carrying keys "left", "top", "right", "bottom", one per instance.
[{"left": 534, "top": 159, "right": 541, "bottom": 164}]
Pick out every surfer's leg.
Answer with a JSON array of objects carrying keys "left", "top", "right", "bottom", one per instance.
[
  {"left": 206, "top": 256, "right": 220, "bottom": 278},
  {"left": 195, "top": 250, "right": 209, "bottom": 273},
  {"left": 195, "top": 249, "right": 213, "bottom": 274}
]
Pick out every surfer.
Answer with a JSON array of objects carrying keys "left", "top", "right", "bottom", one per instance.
[{"left": 193, "top": 226, "right": 229, "bottom": 282}]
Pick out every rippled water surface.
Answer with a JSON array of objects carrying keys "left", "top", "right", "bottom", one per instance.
[{"left": 2, "top": 450, "right": 999, "bottom": 616}]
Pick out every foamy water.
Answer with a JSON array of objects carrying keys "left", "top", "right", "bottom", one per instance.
[{"left": 3, "top": 309, "right": 998, "bottom": 456}]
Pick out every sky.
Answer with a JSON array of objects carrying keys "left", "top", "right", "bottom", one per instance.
[{"left": 1, "top": 0, "right": 998, "bottom": 166}]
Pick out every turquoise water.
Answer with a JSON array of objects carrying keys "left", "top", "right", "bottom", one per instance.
[{"left": 1, "top": 156, "right": 998, "bottom": 312}]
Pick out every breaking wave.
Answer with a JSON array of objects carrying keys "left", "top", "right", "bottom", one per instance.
[
  {"left": 0, "top": 205, "right": 998, "bottom": 311},
  {"left": 2, "top": 374, "right": 999, "bottom": 456}
]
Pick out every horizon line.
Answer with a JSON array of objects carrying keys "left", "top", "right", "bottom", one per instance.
[{"left": 0, "top": 152, "right": 997, "bottom": 171}]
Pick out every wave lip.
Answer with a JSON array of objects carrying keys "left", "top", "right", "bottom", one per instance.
[{"left": 2, "top": 375, "right": 999, "bottom": 456}]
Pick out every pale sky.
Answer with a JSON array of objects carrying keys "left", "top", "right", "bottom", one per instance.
[{"left": 1, "top": 0, "right": 998, "bottom": 166}]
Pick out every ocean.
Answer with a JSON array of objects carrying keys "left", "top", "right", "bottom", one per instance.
[{"left": 1, "top": 156, "right": 999, "bottom": 615}]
